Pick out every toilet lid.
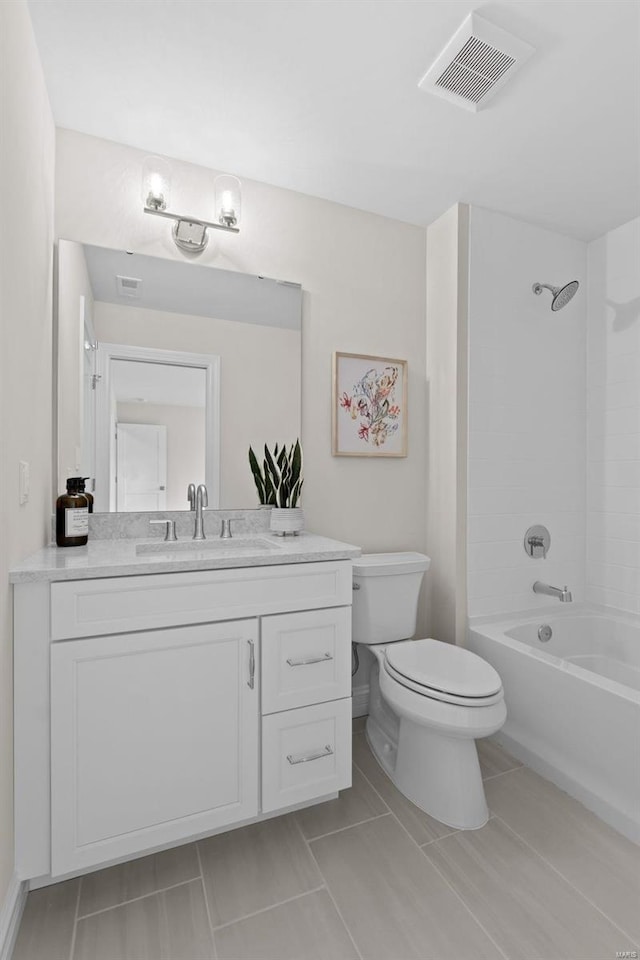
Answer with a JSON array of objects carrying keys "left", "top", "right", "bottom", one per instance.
[{"left": 385, "top": 639, "right": 502, "bottom": 699}]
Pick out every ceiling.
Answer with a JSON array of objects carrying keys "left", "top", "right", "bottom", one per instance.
[
  {"left": 28, "top": 0, "right": 640, "bottom": 240},
  {"left": 84, "top": 244, "right": 302, "bottom": 329}
]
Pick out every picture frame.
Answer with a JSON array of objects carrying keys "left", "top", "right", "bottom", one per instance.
[{"left": 332, "top": 352, "right": 408, "bottom": 457}]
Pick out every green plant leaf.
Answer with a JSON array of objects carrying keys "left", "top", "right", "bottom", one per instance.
[
  {"left": 248, "top": 446, "right": 265, "bottom": 504},
  {"left": 290, "top": 439, "right": 302, "bottom": 486},
  {"left": 291, "top": 477, "right": 303, "bottom": 507},
  {"left": 263, "top": 444, "right": 280, "bottom": 496},
  {"left": 264, "top": 470, "right": 276, "bottom": 505}
]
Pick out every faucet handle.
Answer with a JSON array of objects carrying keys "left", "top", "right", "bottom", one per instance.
[
  {"left": 187, "top": 484, "right": 196, "bottom": 510},
  {"left": 220, "top": 518, "right": 233, "bottom": 539},
  {"left": 524, "top": 525, "right": 550, "bottom": 559},
  {"left": 150, "top": 519, "right": 177, "bottom": 542}
]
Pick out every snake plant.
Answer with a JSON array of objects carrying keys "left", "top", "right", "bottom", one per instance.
[{"left": 248, "top": 440, "right": 303, "bottom": 508}]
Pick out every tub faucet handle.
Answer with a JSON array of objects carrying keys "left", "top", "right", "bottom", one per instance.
[
  {"left": 528, "top": 535, "right": 546, "bottom": 558},
  {"left": 524, "top": 525, "right": 550, "bottom": 559}
]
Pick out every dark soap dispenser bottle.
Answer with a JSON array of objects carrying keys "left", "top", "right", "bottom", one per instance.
[
  {"left": 78, "top": 477, "right": 94, "bottom": 513},
  {"left": 56, "top": 477, "right": 89, "bottom": 547}
]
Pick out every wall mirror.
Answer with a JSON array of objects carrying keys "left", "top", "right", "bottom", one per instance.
[{"left": 56, "top": 241, "right": 302, "bottom": 512}]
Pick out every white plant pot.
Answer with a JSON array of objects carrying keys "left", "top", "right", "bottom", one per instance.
[{"left": 270, "top": 507, "right": 304, "bottom": 537}]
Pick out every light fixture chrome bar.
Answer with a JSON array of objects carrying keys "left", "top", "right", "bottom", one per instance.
[{"left": 143, "top": 206, "right": 240, "bottom": 234}]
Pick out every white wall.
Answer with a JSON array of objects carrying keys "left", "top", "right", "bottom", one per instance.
[
  {"left": 117, "top": 402, "right": 205, "bottom": 512},
  {"left": 55, "top": 130, "right": 429, "bottom": 625},
  {"left": 467, "top": 207, "right": 587, "bottom": 618},
  {"left": 425, "top": 204, "right": 469, "bottom": 643},
  {"left": 0, "top": 0, "right": 54, "bottom": 907},
  {"left": 57, "top": 239, "right": 94, "bottom": 491},
  {"left": 94, "top": 300, "right": 301, "bottom": 508},
  {"left": 586, "top": 217, "right": 640, "bottom": 613}
]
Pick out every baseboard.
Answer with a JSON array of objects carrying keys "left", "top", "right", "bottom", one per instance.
[
  {"left": 352, "top": 684, "right": 370, "bottom": 717},
  {"left": 0, "top": 873, "right": 27, "bottom": 960}
]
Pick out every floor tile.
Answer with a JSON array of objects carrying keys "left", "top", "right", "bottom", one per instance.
[
  {"left": 352, "top": 715, "right": 367, "bottom": 733},
  {"left": 12, "top": 878, "right": 79, "bottom": 960},
  {"left": 78, "top": 842, "right": 200, "bottom": 917},
  {"left": 295, "top": 766, "right": 388, "bottom": 840},
  {"left": 198, "top": 813, "right": 322, "bottom": 927},
  {"left": 477, "top": 737, "right": 522, "bottom": 780},
  {"left": 425, "top": 816, "right": 628, "bottom": 960},
  {"left": 73, "top": 879, "right": 213, "bottom": 960},
  {"left": 486, "top": 766, "right": 640, "bottom": 942},
  {"left": 310, "top": 814, "right": 502, "bottom": 959},
  {"left": 215, "top": 889, "right": 359, "bottom": 960},
  {"left": 352, "top": 731, "right": 455, "bottom": 844}
]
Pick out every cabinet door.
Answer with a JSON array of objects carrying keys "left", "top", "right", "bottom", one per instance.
[
  {"left": 261, "top": 607, "right": 351, "bottom": 714},
  {"left": 51, "top": 620, "right": 258, "bottom": 875}
]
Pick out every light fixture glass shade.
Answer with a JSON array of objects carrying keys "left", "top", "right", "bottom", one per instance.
[
  {"left": 141, "top": 156, "right": 172, "bottom": 210},
  {"left": 214, "top": 174, "right": 241, "bottom": 227}
]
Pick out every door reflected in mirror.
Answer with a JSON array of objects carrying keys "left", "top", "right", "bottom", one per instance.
[
  {"left": 57, "top": 242, "right": 302, "bottom": 512},
  {"left": 110, "top": 357, "right": 206, "bottom": 512}
]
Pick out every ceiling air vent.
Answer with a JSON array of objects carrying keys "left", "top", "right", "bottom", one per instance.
[
  {"left": 116, "top": 275, "right": 142, "bottom": 299},
  {"left": 418, "top": 12, "right": 534, "bottom": 111}
]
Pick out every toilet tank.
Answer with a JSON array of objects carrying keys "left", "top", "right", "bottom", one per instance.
[{"left": 352, "top": 552, "right": 430, "bottom": 645}]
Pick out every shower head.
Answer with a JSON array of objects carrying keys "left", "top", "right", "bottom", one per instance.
[{"left": 532, "top": 280, "right": 579, "bottom": 311}]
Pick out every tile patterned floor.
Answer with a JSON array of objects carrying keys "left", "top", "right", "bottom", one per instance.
[{"left": 12, "top": 722, "right": 640, "bottom": 960}]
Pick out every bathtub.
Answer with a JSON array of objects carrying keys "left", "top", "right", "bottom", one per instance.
[{"left": 467, "top": 607, "right": 640, "bottom": 843}]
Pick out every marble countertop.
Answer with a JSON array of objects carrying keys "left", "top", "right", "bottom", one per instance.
[{"left": 9, "top": 531, "right": 361, "bottom": 583}]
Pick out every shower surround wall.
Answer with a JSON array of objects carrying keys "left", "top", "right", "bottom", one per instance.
[
  {"left": 586, "top": 217, "right": 640, "bottom": 614},
  {"left": 467, "top": 207, "right": 587, "bottom": 617}
]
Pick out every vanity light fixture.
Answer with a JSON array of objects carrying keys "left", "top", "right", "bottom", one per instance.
[{"left": 141, "top": 156, "right": 241, "bottom": 254}]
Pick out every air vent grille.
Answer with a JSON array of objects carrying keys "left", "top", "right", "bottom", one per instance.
[
  {"left": 418, "top": 13, "right": 533, "bottom": 111},
  {"left": 116, "top": 275, "right": 142, "bottom": 298}
]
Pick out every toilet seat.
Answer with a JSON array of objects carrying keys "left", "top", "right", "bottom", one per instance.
[{"left": 384, "top": 639, "right": 503, "bottom": 707}]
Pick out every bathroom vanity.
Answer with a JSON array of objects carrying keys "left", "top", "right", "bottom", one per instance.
[{"left": 11, "top": 524, "right": 359, "bottom": 885}]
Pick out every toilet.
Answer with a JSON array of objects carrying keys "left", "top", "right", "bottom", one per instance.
[{"left": 353, "top": 552, "right": 506, "bottom": 830}]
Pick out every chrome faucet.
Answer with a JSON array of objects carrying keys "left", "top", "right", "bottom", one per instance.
[
  {"left": 187, "top": 483, "right": 196, "bottom": 511},
  {"left": 533, "top": 581, "right": 572, "bottom": 603},
  {"left": 527, "top": 534, "right": 547, "bottom": 558},
  {"left": 193, "top": 484, "right": 208, "bottom": 540}
]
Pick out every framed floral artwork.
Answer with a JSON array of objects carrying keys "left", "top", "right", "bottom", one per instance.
[{"left": 332, "top": 352, "right": 408, "bottom": 457}]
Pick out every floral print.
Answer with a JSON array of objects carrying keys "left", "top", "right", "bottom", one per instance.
[{"left": 339, "top": 364, "right": 401, "bottom": 448}]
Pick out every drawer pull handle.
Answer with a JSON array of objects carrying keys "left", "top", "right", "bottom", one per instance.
[
  {"left": 287, "top": 744, "right": 334, "bottom": 765},
  {"left": 286, "top": 652, "right": 333, "bottom": 667},
  {"left": 248, "top": 639, "right": 255, "bottom": 689}
]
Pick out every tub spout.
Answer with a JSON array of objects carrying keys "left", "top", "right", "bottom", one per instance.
[{"left": 533, "top": 581, "right": 572, "bottom": 603}]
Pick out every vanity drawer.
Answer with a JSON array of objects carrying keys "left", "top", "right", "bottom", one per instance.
[
  {"left": 261, "top": 698, "right": 352, "bottom": 813},
  {"left": 261, "top": 607, "right": 351, "bottom": 714},
  {"left": 50, "top": 562, "right": 352, "bottom": 639}
]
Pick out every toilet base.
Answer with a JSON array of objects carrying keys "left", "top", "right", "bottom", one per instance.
[
  {"left": 396, "top": 718, "right": 489, "bottom": 829},
  {"left": 365, "top": 652, "right": 502, "bottom": 830},
  {"left": 366, "top": 715, "right": 489, "bottom": 830}
]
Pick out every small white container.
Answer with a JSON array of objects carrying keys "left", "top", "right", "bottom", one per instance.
[{"left": 270, "top": 507, "right": 304, "bottom": 536}]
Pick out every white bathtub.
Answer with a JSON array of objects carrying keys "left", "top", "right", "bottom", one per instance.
[{"left": 468, "top": 607, "right": 640, "bottom": 843}]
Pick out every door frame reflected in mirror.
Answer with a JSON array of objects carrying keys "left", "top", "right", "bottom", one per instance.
[{"left": 94, "top": 342, "right": 221, "bottom": 513}]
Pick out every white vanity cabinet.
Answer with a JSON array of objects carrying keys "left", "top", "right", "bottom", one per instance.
[
  {"left": 13, "top": 557, "right": 354, "bottom": 883},
  {"left": 50, "top": 620, "right": 259, "bottom": 875}
]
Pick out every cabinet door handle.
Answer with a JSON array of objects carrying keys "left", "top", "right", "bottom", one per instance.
[
  {"left": 286, "top": 652, "right": 333, "bottom": 667},
  {"left": 287, "top": 744, "right": 334, "bottom": 765},
  {"left": 247, "top": 639, "right": 255, "bottom": 689}
]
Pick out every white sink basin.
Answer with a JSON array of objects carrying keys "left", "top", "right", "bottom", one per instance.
[{"left": 136, "top": 537, "right": 280, "bottom": 556}]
